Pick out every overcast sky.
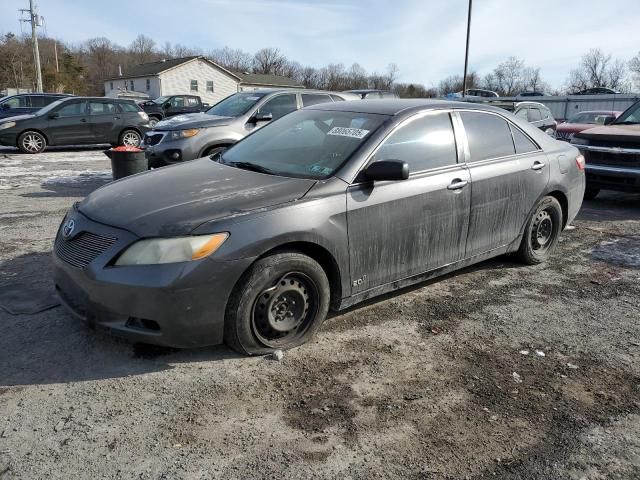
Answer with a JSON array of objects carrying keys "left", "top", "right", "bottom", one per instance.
[{"left": 2, "top": 0, "right": 639, "bottom": 88}]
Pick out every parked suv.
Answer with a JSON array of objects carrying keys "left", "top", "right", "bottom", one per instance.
[
  {"left": 467, "top": 100, "right": 557, "bottom": 137},
  {"left": 0, "top": 93, "right": 72, "bottom": 120},
  {"left": 0, "top": 97, "right": 152, "bottom": 154},
  {"left": 139, "top": 95, "right": 208, "bottom": 127},
  {"left": 571, "top": 100, "right": 640, "bottom": 199},
  {"left": 144, "top": 89, "right": 360, "bottom": 167}
]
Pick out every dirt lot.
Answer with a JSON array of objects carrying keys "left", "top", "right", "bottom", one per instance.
[{"left": 0, "top": 147, "right": 639, "bottom": 480}]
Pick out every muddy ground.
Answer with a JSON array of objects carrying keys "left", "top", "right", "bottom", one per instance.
[{"left": 0, "top": 147, "right": 638, "bottom": 479}]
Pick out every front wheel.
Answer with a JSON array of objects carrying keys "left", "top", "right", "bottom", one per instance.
[
  {"left": 224, "top": 252, "right": 330, "bottom": 355},
  {"left": 17, "top": 131, "right": 47, "bottom": 154},
  {"left": 517, "top": 196, "right": 563, "bottom": 265},
  {"left": 119, "top": 129, "right": 142, "bottom": 147}
]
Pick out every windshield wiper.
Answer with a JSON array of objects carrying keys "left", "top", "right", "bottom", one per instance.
[{"left": 226, "top": 161, "right": 276, "bottom": 175}]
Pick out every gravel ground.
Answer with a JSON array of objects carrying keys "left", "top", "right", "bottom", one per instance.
[{"left": 0, "top": 147, "right": 639, "bottom": 480}]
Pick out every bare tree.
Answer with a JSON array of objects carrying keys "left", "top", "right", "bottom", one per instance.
[
  {"left": 129, "top": 34, "right": 157, "bottom": 63},
  {"left": 209, "top": 46, "right": 253, "bottom": 72},
  {"left": 494, "top": 56, "right": 524, "bottom": 95},
  {"left": 252, "top": 47, "right": 286, "bottom": 75},
  {"left": 631, "top": 51, "right": 640, "bottom": 89},
  {"left": 565, "top": 49, "right": 628, "bottom": 92},
  {"left": 522, "top": 67, "right": 549, "bottom": 93}
]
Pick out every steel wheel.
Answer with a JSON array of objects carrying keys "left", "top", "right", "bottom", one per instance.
[
  {"left": 19, "top": 132, "right": 46, "bottom": 153},
  {"left": 530, "top": 209, "right": 554, "bottom": 252},
  {"left": 121, "top": 130, "right": 141, "bottom": 147},
  {"left": 251, "top": 272, "right": 319, "bottom": 348}
]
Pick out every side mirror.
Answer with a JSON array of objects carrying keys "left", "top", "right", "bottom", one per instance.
[
  {"left": 364, "top": 160, "right": 409, "bottom": 181},
  {"left": 48, "top": 112, "right": 59, "bottom": 119},
  {"left": 253, "top": 112, "right": 273, "bottom": 123},
  {"left": 604, "top": 116, "right": 615, "bottom": 125}
]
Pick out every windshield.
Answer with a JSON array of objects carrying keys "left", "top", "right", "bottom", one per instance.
[
  {"left": 152, "top": 96, "right": 170, "bottom": 105},
  {"left": 36, "top": 99, "right": 66, "bottom": 115},
  {"left": 613, "top": 102, "right": 640, "bottom": 124},
  {"left": 568, "top": 112, "right": 615, "bottom": 124},
  {"left": 221, "top": 109, "right": 388, "bottom": 179},
  {"left": 206, "top": 92, "right": 267, "bottom": 117}
]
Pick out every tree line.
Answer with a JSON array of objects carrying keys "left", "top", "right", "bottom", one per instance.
[{"left": 1, "top": 32, "right": 639, "bottom": 98}]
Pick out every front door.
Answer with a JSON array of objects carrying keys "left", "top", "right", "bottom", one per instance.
[
  {"left": 457, "top": 111, "right": 550, "bottom": 257},
  {"left": 47, "top": 100, "right": 92, "bottom": 144},
  {"left": 347, "top": 111, "right": 471, "bottom": 293}
]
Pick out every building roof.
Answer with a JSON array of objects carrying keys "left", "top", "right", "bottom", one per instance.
[
  {"left": 233, "top": 72, "right": 303, "bottom": 88},
  {"left": 105, "top": 56, "right": 303, "bottom": 88}
]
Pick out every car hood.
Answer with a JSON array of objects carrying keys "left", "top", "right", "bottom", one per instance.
[
  {"left": 557, "top": 123, "right": 597, "bottom": 134},
  {"left": 0, "top": 113, "right": 36, "bottom": 123},
  {"left": 575, "top": 124, "right": 640, "bottom": 143},
  {"left": 154, "top": 113, "right": 233, "bottom": 130},
  {"left": 79, "top": 158, "right": 316, "bottom": 237}
]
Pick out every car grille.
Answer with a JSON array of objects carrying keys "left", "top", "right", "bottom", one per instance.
[
  {"left": 556, "top": 131, "right": 574, "bottom": 142},
  {"left": 144, "top": 133, "right": 165, "bottom": 146},
  {"left": 585, "top": 150, "right": 640, "bottom": 168},
  {"left": 54, "top": 232, "right": 117, "bottom": 269}
]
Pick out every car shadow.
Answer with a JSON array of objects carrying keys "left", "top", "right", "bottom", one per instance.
[
  {"left": 577, "top": 191, "right": 640, "bottom": 222},
  {"left": 0, "top": 145, "right": 111, "bottom": 155},
  {"left": 20, "top": 172, "right": 112, "bottom": 198},
  {"left": 0, "top": 252, "right": 242, "bottom": 388}
]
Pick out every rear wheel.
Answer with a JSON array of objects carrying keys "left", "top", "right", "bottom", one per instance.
[
  {"left": 224, "top": 252, "right": 330, "bottom": 355},
  {"left": 583, "top": 187, "right": 600, "bottom": 200},
  {"left": 119, "top": 129, "right": 142, "bottom": 147},
  {"left": 17, "top": 131, "right": 46, "bottom": 154},
  {"left": 517, "top": 196, "right": 563, "bottom": 265},
  {"left": 148, "top": 116, "right": 161, "bottom": 128}
]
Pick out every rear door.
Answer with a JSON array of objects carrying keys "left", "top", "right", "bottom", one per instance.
[
  {"left": 87, "top": 100, "right": 120, "bottom": 143},
  {"left": 457, "top": 110, "right": 549, "bottom": 257},
  {"left": 47, "top": 100, "right": 92, "bottom": 144},
  {"left": 347, "top": 111, "right": 471, "bottom": 292}
]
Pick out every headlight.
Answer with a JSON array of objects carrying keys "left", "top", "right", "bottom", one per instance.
[
  {"left": 0, "top": 121, "right": 16, "bottom": 130},
  {"left": 169, "top": 128, "right": 200, "bottom": 141},
  {"left": 138, "top": 112, "right": 149, "bottom": 121},
  {"left": 570, "top": 136, "right": 588, "bottom": 146},
  {"left": 115, "top": 233, "right": 228, "bottom": 266}
]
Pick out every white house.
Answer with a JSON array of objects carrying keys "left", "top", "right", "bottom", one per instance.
[{"left": 103, "top": 56, "right": 303, "bottom": 104}]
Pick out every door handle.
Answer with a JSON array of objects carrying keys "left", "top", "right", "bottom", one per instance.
[
  {"left": 447, "top": 179, "right": 469, "bottom": 190},
  {"left": 531, "top": 161, "right": 546, "bottom": 171}
]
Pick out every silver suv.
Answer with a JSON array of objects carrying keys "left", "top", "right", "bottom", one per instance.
[{"left": 144, "top": 89, "right": 360, "bottom": 167}]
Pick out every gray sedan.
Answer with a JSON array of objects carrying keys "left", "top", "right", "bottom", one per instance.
[{"left": 53, "top": 100, "right": 585, "bottom": 354}]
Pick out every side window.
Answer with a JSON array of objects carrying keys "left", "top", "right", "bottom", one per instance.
[
  {"left": 88, "top": 102, "right": 116, "bottom": 114},
  {"left": 4, "top": 96, "right": 28, "bottom": 108},
  {"left": 190, "top": 80, "right": 198, "bottom": 92},
  {"left": 257, "top": 94, "right": 298, "bottom": 120},
  {"left": 460, "top": 111, "right": 516, "bottom": 161},
  {"left": 515, "top": 108, "right": 528, "bottom": 120},
  {"left": 30, "top": 96, "right": 48, "bottom": 108},
  {"left": 56, "top": 102, "right": 87, "bottom": 117},
  {"left": 330, "top": 94, "right": 345, "bottom": 102},
  {"left": 301, "top": 94, "right": 332, "bottom": 107},
  {"left": 372, "top": 112, "right": 458, "bottom": 172},
  {"left": 510, "top": 125, "right": 538, "bottom": 154},
  {"left": 170, "top": 96, "right": 185, "bottom": 108},
  {"left": 186, "top": 97, "right": 199, "bottom": 107},
  {"left": 528, "top": 108, "right": 542, "bottom": 122},
  {"left": 364, "top": 92, "right": 382, "bottom": 99},
  {"left": 118, "top": 102, "right": 139, "bottom": 113}
]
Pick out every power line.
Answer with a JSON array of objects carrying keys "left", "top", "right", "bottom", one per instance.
[{"left": 19, "top": 0, "right": 43, "bottom": 92}]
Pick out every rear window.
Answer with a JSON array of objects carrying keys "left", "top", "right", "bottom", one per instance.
[
  {"left": 460, "top": 111, "right": 516, "bottom": 161},
  {"left": 528, "top": 108, "right": 542, "bottom": 122}
]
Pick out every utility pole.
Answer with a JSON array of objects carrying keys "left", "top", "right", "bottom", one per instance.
[
  {"left": 19, "top": 0, "right": 43, "bottom": 93},
  {"left": 462, "top": 0, "right": 473, "bottom": 98},
  {"left": 54, "top": 41, "right": 59, "bottom": 73}
]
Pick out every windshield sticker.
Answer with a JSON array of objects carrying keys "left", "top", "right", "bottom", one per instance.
[
  {"left": 309, "top": 165, "right": 333, "bottom": 175},
  {"left": 327, "top": 127, "right": 370, "bottom": 139}
]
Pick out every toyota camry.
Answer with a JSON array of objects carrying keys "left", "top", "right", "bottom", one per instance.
[{"left": 53, "top": 100, "right": 585, "bottom": 354}]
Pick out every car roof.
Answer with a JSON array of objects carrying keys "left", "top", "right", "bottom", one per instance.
[{"left": 307, "top": 99, "right": 510, "bottom": 116}]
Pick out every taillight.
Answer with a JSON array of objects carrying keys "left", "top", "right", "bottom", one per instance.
[{"left": 575, "top": 154, "right": 585, "bottom": 171}]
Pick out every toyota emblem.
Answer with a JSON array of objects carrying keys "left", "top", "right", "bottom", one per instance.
[{"left": 62, "top": 219, "right": 76, "bottom": 239}]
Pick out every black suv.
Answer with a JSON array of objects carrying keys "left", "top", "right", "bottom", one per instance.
[
  {"left": 138, "top": 95, "right": 208, "bottom": 127},
  {"left": 0, "top": 93, "right": 72, "bottom": 119},
  {"left": 0, "top": 97, "right": 152, "bottom": 154}
]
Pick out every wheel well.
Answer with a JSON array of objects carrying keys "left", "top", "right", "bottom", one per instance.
[
  {"left": 17, "top": 128, "right": 49, "bottom": 146},
  {"left": 201, "top": 143, "right": 233, "bottom": 157},
  {"left": 257, "top": 242, "right": 343, "bottom": 310},
  {"left": 148, "top": 114, "right": 162, "bottom": 120},
  {"left": 548, "top": 190, "right": 568, "bottom": 228}
]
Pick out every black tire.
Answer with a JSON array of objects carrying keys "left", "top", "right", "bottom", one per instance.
[
  {"left": 583, "top": 187, "right": 600, "bottom": 201},
  {"left": 17, "top": 130, "right": 46, "bottom": 154},
  {"left": 118, "top": 129, "right": 142, "bottom": 147},
  {"left": 203, "top": 145, "right": 228, "bottom": 159},
  {"left": 517, "top": 196, "right": 563, "bottom": 265},
  {"left": 224, "top": 252, "right": 330, "bottom": 355},
  {"left": 148, "top": 116, "right": 161, "bottom": 128}
]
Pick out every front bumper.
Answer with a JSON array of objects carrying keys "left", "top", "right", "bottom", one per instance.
[
  {"left": 0, "top": 131, "right": 18, "bottom": 147},
  {"left": 52, "top": 211, "right": 253, "bottom": 348},
  {"left": 144, "top": 132, "right": 202, "bottom": 168},
  {"left": 578, "top": 144, "right": 640, "bottom": 192}
]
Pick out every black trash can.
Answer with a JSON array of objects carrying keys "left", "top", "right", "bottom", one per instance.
[{"left": 104, "top": 146, "right": 148, "bottom": 180}]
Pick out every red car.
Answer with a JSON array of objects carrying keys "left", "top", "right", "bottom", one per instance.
[{"left": 556, "top": 110, "right": 621, "bottom": 141}]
